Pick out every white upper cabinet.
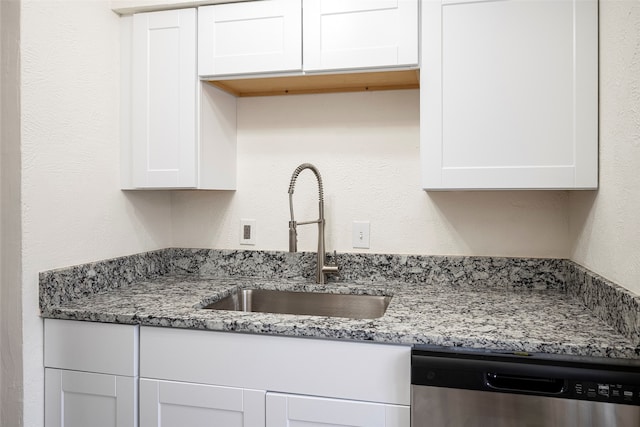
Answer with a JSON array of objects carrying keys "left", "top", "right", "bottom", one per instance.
[
  {"left": 198, "top": 0, "right": 302, "bottom": 77},
  {"left": 124, "top": 9, "right": 237, "bottom": 190},
  {"left": 421, "top": 0, "right": 598, "bottom": 190},
  {"left": 132, "top": 9, "right": 198, "bottom": 188},
  {"left": 197, "top": 0, "right": 418, "bottom": 78},
  {"left": 303, "top": 0, "right": 419, "bottom": 72}
]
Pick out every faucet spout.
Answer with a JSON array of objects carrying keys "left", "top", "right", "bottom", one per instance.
[{"left": 288, "top": 163, "right": 338, "bottom": 284}]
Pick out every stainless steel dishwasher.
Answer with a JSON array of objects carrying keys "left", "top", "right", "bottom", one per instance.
[{"left": 411, "top": 346, "right": 640, "bottom": 427}]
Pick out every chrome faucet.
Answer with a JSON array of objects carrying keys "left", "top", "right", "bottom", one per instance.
[{"left": 288, "top": 163, "right": 339, "bottom": 284}]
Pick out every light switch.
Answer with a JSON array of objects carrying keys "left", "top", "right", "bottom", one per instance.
[{"left": 352, "top": 221, "right": 370, "bottom": 249}]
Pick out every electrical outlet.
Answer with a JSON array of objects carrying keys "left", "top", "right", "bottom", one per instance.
[
  {"left": 240, "top": 219, "right": 256, "bottom": 245},
  {"left": 352, "top": 221, "right": 370, "bottom": 249}
]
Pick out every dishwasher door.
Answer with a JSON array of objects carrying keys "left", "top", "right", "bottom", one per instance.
[
  {"left": 411, "top": 347, "right": 640, "bottom": 427},
  {"left": 412, "top": 384, "right": 640, "bottom": 427}
]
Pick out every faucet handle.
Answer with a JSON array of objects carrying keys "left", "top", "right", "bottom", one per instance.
[{"left": 323, "top": 250, "right": 341, "bottom": 279}]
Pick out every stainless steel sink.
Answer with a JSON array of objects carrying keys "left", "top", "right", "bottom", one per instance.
[{"left": 203, "top": 289, "right": 391, "bottom": 319}]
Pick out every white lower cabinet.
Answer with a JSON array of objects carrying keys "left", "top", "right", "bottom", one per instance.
[
  {"left": 44, "top": 321, "right": 410, "bottom": 427},
  {"left": 138, "top": 382, "right": 409, "bottom": 427},
  {"left": 139, "top": 327, "right": 411, "bottom": 427},
  {"left": 43, "top": 319, "right": 140, "bottom": 427},
  {"left": 266, "top": 392, "right": 410, "bottom": 427},
  {"left": 140, "top": 379, "right": 265, "bottom": 427},
  {"left": 45, "top": 369, "right": 136, "bottom": 427}
]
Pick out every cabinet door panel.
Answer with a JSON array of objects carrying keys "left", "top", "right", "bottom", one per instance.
[
  {"left": 421, "top": 0, "right": 598, "bottom": 189},
  {"left": 198, "top": 0, "right": 302, "bottom": 76},
  {"left": 140, "top": 379, "right": 265, "bottom": 427},
  {"left": 266, "top": 393, "right": 409, "bottom": 427},
  {"left": 45, "top": 369, "right": 136, "bottom": 427},
  {"left": 303, "top": 0, "right": 418, "bottom": 72},
  {"left": 132, "top": 9, "right": 197, "bottom": 188}
]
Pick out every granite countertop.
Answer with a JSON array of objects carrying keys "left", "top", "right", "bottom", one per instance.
[{"left": 41, "top": 273, "right": 639, "bottom": 359}]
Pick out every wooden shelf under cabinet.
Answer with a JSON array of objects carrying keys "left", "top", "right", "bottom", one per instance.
[{"left": 205, "top": 69, "right": 420, "bottom": 97}]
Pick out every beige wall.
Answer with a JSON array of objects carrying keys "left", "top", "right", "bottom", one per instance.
[
  {"left": 1, "top": 0, "right": 23, "bottom": 425},
  {"left": 19, "top": 1, "right": 173, "bottom": 425},
  {"left": 172, "top": 90, "right": 571, "bottom": 258},
  {"left": 6, "top": 0, "right": 639, "bottom": 426},
  {"left": 0, "top": 2, "right": 3, "bottom": 421},
  {"left": 570, "top": 0, "right": 640, "bottom": 295}
]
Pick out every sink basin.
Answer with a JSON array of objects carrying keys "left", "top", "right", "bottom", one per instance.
[{"left": 203, "top": 289, "right": 391, "bottom": 319}]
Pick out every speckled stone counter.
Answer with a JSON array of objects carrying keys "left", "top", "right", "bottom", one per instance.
[{"left": 39, "top": 249, "right": 640, "bottom": 359}]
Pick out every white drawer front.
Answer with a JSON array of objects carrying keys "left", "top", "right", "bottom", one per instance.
[
  {"left": 141, "top": 327, "right": 410, "bottom": 405},
  {"left": 44, "top": 319, "right": 139, "bottom": 376}
]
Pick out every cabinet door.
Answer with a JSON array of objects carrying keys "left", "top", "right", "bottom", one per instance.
[
  {"left": 140, "top": 379, "right": 265, "bottom": 427},
  {"left": 132, "top": 9, "right": 197, "bottom": 188},
  {"left": 198, "top": 0, "right": 302, "bottom": 77},
  {"left": 266, "top": 393, "right": 410, "bottom": 427},
  {"left": 421, "top": 0, "right": 598, "bottom": 190},
  {"left": 303, "top": 0, "right": 419, "bottom": 72},
  {"left": 45, "top": 369, "right": 136, "bottom": 427}
]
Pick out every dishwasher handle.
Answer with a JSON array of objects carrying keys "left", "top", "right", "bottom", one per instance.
[{"left": 486, "top": 372, "right": 565, "bottom": 395}]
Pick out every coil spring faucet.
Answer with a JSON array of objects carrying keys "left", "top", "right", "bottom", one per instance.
[{"left": 288, "top": 163, "right": 339, "bottom": 284}]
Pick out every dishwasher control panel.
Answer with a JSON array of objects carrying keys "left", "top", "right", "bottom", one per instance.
[
  {"left": 571, "top": 381, "right": 640, "bottom": 405},
  {"left": 412, "top": 346, "right": 640, "bottom": 407}
]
